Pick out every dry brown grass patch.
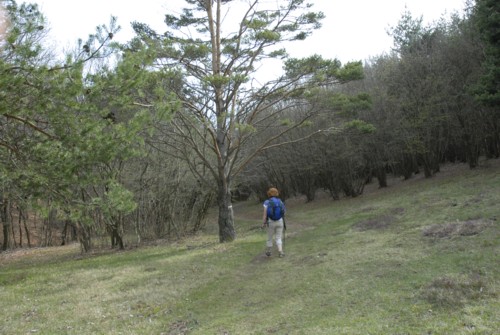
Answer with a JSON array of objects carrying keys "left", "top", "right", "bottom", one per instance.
[
  {"left": 420, "top": 273, "right": 491, "bottom": 307},
  {"left": 422, "top": 219, "right": 492, "bottom": 238},
  {"left": 353, "top": 215, "right": 395, "bottom": 231}
]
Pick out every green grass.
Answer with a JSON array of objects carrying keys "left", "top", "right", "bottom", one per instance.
[{"left": 1, "top": 162, "right": 499, "bottom": 334}]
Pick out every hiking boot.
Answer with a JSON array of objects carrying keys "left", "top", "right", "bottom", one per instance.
[
  {"left": 279, "top": 252, "right": 285, "bottom": 258},
  {"left": 265, "top": 248, "right": 272, "bottom": 257}
]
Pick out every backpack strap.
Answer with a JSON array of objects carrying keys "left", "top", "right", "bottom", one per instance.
[{"left": 266, "top": 197, "right": 273, "bottom": 220}]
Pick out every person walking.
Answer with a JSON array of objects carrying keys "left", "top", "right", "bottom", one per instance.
[{"left": 262, "top": 187, "right": 286, "bottom": 257}]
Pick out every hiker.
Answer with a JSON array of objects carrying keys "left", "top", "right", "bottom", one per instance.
[{"left": 262, "top": 187, "right": 286, "bottom": 257}]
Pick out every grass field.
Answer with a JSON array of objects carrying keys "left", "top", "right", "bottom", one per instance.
[{"left": 1, "top": 161, "right": 499, "bottom": 334}]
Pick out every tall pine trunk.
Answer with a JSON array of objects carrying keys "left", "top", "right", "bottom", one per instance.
[{"left": 216, "top": 171, "right": 235, "bottom": 243}]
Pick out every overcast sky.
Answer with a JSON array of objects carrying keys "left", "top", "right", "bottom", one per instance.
[{"left": 31, "top": 0, "right": 467, "bottom": 71}]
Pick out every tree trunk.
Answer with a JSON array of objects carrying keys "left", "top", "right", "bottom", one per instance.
[
  {"left": 18, "top": 208, "right": 23, "bottom": 248},
  {"left": 111, "top": 226, "right": 124, "bottom": 249},
  {"left": 217, "top": 180, "right": 236, "bottom": 243},
  {"left": 374, "top": 165, "right": 388, "bottom": 188},
  {"left": 77, "top": 222, "right": 92, "bottom": 253},
  {"left": 61, "top": 220, "right": 75, "bottom": 246},
  {"left": 10, "top": 210, "right": 16, "bottom": 248},
  {"left": 23, "top": 212, "right": 31, "bottom": 248},
  {"left": 109, "top": 216, "right": 124, "bottom": 250},
  {"left": 465, "top": 140, "right": 479, "bottom": 169},
  {"left": 1, "top": 197, "right": 10, "bottom": 251},
  {"left": 41, "top": 208, "right": 56, "bottom": 247}
]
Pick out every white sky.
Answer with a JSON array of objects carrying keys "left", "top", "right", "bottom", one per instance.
[{"left": 31, "top": 0, "right": 467, "bottom": 73}]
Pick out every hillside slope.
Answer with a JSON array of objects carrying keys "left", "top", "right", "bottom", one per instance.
[{"left": 1, "top": 162, "right": 499, "bottom": 334}]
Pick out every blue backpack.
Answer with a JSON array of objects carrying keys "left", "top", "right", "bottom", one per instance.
[{"left": 267, "top": 197, "right": 284, "bottom": 221}]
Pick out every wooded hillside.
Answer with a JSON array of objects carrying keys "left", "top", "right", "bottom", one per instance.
[{"left": 1, "top": 0, "right": 498, "bottom": 252}]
